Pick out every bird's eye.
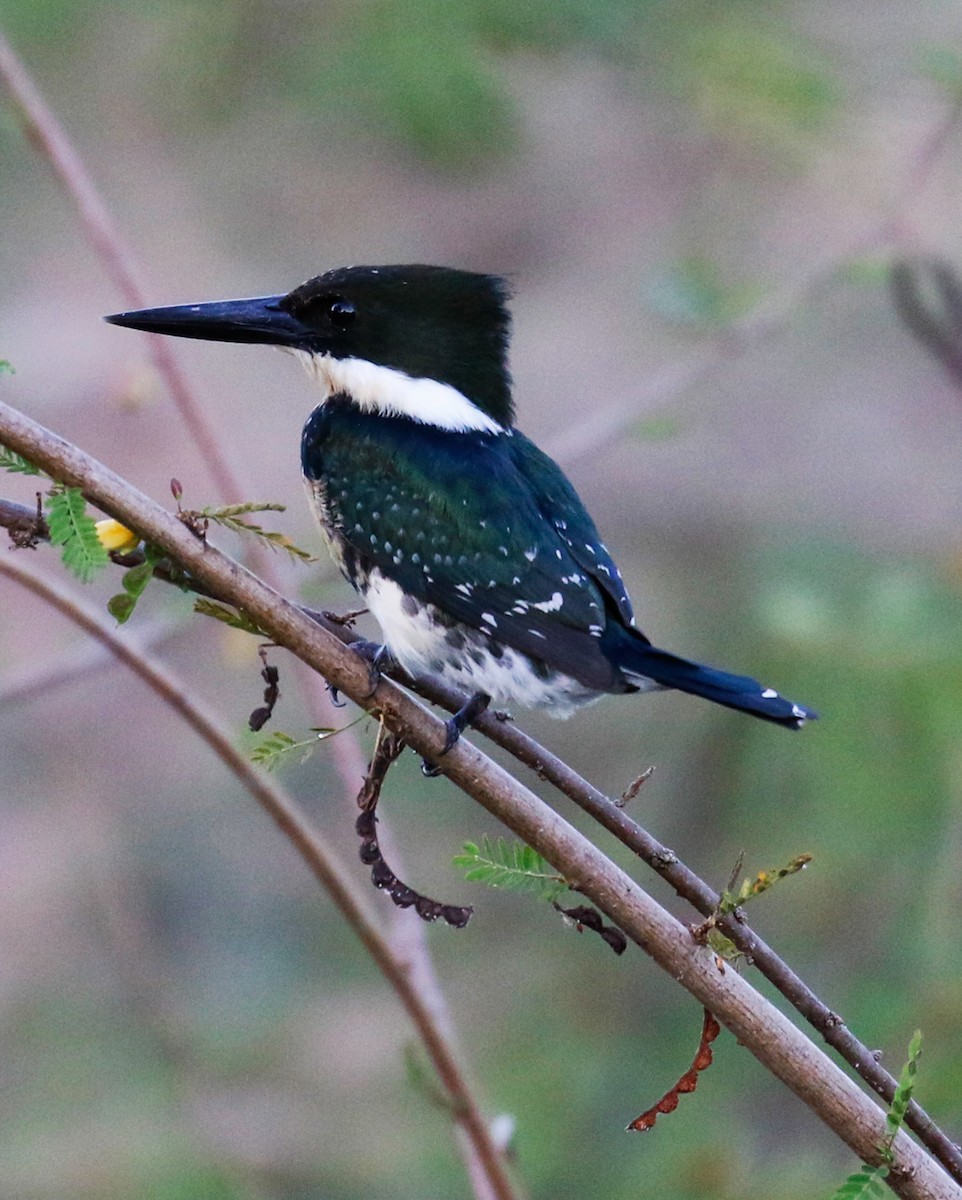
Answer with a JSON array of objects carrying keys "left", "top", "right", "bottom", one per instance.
[{"left": 328, "top": 298, "right": 356, "bottom": 328}]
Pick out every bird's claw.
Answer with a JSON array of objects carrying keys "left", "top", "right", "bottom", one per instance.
[
  {"left": 350, "top": 639, "right": 393, "bottom": 696},
  {"left": 420, "top": 692, "right": 490, "bottom": 777}
]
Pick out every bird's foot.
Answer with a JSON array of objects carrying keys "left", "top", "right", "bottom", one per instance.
[
  {"left": 350, "top": 639, "right": 394, "bottom": 697},
  {"left": 421, "top": 692, "right": 491, "bottom": 777}
]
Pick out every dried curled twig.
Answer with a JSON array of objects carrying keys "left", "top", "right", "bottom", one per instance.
[
  {"left": 356, "top": 723, "right": 473, "bottom": 928},
  {"left": 553, "top": 902, "right": 627, "bottom": 955}
]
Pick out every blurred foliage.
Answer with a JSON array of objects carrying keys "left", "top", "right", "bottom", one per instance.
[
  {"left": 677, "top": 15, "right": 838, "bottom": 153},
  {"left": 3, "top": 0, "right": 840, "bottom": 171},
  {"left": 921, "top": 46, "right": 962, "bottom": 99},
  {"left": 646, "top": 255, "right": 764, "bottom": 328}
]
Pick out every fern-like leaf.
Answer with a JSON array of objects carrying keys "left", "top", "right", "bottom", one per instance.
[
  {"left": 250, "top": 718, "right": 365, "bottom": 771},
  {"left": 188, "top": 502, "right": 316, "bottom": 562},
  {"left": 830, "top": 1030, "right": 922, "bottom": 1199},
  {"left": 0, "top": 444, "right": 41, "bottom": 475},
  {"left": 881, "top": 1029, "right": 922, "bottom": 1159},
  {"left": 453, "top": 835, "right": 568, "bottom": 901},
  {"left": 251, "top": 731, "right": 300, "bottom": 771},
  {"left": 45, "top": 487, "right": 109, "bottom": 582}
]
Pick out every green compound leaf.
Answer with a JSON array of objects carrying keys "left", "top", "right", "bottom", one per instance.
[
  {"left": 881, "top": 1029, "right": 922, "bottom": 1160},
  {"left": 829, "top": 1168, "right": 887, "bottom": 1200},
  {"left": 0, "top": 444, "right": 42, "bottom": 475},
  {"left": 453, "top": 835, "right": 568, "bottom": 902},
  {"left": 45, "top": 487, "right": 109, "bottom": 583},
  {"left": 186, "top": 502, "right": 316, "bottom": 562},
  {"left": 250, "top": 718, "right": 365, "bottom": 771},
  {"left": 251, "top": 731, "right": 300, "bottom": 770},
  {"left": 830, "top": 1030, "right": 923, "bottom": 1199}
]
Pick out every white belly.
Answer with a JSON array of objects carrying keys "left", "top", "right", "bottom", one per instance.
[{"left": 362, "top": 570, "right": 602, "bottom": 717}]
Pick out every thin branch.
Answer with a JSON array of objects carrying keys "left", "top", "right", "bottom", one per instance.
[
  {"left": 547, "top": 97, "right": 962, "bottom": 471},
  {"left": 0, "top": 30, "right": 243, "bottom": 508},
  {"left": 341, "top": 627, "right": 962, "bottom": 1185},
  {"left": 0, "top": 550, "right": 519, "bottom": 1200},
  {"left": 1, "top": 403, "right": 958, "bottom": 1198},
  {"left": 891, "top": 257, "right": 962, "bottom": 386}
]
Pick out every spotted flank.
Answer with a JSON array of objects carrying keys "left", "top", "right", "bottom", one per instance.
[
  {"left": 301, "top": 403, "right": 632, "bottom": 696},
  {"left": 363, "top": 571, "right": 604, "bottom": 716}
]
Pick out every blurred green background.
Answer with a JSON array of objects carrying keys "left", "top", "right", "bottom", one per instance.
[{"left": 3, "top": 2, "right": 962, "bottom": 1197}]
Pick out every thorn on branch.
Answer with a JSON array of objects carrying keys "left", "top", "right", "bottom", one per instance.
[
  {"left": 617, "top": 765, "right": 655, "bottom": 808},
  {"left": 1, "top": 493, "right": 47, "bottom": 548},
  {"left": 356, "top": 722, "right": 473, "bottom": 929}
]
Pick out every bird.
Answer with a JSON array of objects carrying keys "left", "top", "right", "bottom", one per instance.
[{"left": 106, "top": 264, "right": 816, "bottom": 764}]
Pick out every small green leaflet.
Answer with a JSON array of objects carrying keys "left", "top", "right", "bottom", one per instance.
[
  {"left": 829, "top": 1030, "right": 922, "bottom": 1200},
  {"left": 0, "top": 445, "right": 41, "bottom": 475},
  {"left": 45, "top": 487, "right": 108, "bottom": 583},
  {"left": 107, "top": 547, "right": 163, "bottom": 624},
  {"left": 0, "top": 360, "right": 14, "bottom": 375},
  {"left": 453, "top": 835, "right": 568, "bottom": 902},
  {"left": 881, "top": 1029, "right": 922, "bottom": 1159},
  {"left": 829, "top": 1168, "right": 886, "bottom": 1199}
]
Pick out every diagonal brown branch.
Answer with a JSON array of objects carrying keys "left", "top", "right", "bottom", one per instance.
[
  {"left": 0, "top": 402, "right": 959, "bottom": 1199},
  {"left": 0, "top": 30, "right": 243, "bottom": 508}
]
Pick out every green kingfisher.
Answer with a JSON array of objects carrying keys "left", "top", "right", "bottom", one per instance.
[{"left": 106, "top": 265, "right": 816, "bottom": 756}]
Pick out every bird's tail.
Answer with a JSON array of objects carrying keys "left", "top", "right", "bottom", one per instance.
[{"left": 618, "top": 639, "right": 817, "bottom": 729}]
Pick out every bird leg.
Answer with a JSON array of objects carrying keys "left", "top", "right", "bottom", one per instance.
[{"left": 421, "top": 691, "right": 490, "bottom": 777}]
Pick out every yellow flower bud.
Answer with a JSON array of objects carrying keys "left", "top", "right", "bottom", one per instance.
[{"left": 95, "top": 518, "right": 140, "bottom": 552}]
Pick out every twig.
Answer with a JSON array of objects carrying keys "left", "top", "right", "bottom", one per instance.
[
  {"left": 355, "top": 722, "right": 474, "bottom": 927},
  {"left": 0, "top": 402, "right": 958, "bottom": 1198},
  {"left": 891, "top": 257, "right": 962, "bottom": 386},
  {"left": 0, "top": 550, "right": 520, "bottom": 1200},
  {"left": 295, "top": 602, "right": 962, "bottom": 1182},
  {"left": 464, "top": 705, "right": 962, "bottom": 1185},
  {"left": 0, "top": 30, "right": 243, "bottom": 508},
  {"left": 546, "top": 97, "right": 962, "bottom": 471}
]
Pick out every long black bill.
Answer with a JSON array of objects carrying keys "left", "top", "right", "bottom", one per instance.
[{"left": 104, "top": 295, "right": 308, "bottom": 347}]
